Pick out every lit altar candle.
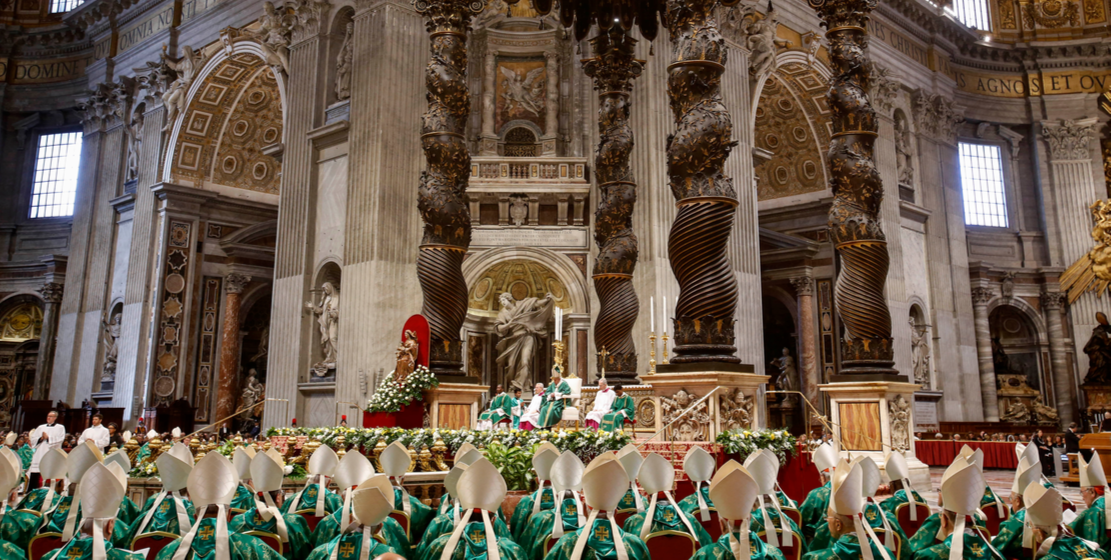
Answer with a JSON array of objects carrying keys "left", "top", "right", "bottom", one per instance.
[
  {"left": 650, "top": 296, "right": 655, "bottom": 332},
  {"left": 554, "top": 307, "right": 561, "bottom": 341},
  {"left": 662, "top": 296, "right": 668, "bottom": 334}
]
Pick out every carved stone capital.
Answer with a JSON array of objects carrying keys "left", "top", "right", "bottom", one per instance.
[
  {"left": 971, "top": 286, "right": 996, "bottom": 306},
  {"left": 867, "top": 62, "right": 901, "bottom": 114},
  {"left": 224, "top": 273, "right": 252, "bottom": 294},
  {"left": 39, "top": 282, "right": 64, "bottom": 304},
  {"left": 1042, "top": 292, "right": 1066, "bottom": 310},
  {"left": 913, "top": 90, "right": 963, "bottom": 144},
  {"left": 414, "top": 0, "right": 483, "bottom": 35},
  {"left": 790, "top": 276, "right": 814, "bottom": 296},
  {"left": 582, "top": 28, "right": 644, "bottom": 93},
  {"left": 1041, "top": 118, "right": 1096, "bottom": 161}
]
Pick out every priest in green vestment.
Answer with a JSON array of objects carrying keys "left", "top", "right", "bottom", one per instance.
[
  {"left": 14, "top": 447, "right": 67, "bottom": 513},
  {"left": 230, "top": 452, "right": 313, "bottom": 560},
  {"left": 803, "top": 459, "right": 895, "bottom": 560},
  {"left": 311, "top": 451, "right": 410, "bottom": 556},
  {"left": 43, "top": 461, "right": 140, "bottom": 560},
  {"left": 283, "top": 446, "right": 343, "bottom": 519},
  {"left": 420, "top": 460, "right": 526, "bottom": 560},
  {"left": 0, "top": 445, "right": 30, "bottom": 559},
  {"left": 537, "top": 374, "right": 570, "bottom": 429},
  {"left": 598, "top": 387, "right": 633, "bottom": 433},
  {"left": 1019, "top": 482, "right": 1109, "bottom": 560},
  {"left": 743, "top": 448, "right": 802, "bottom": 553},
  {"left": 379, "top": 442, "right": 434, "bottom": 546},
  {"left": 800, "top": 443, "right": 839, "bottom": 546},
  {"left": 508, "top": 443, "right": 559, "bottom": 544},
  {"left": 307, "top": 480, "right": 399, "bottom": 560},
  {"left": 517, "top": 452, "right": 585, "bottom": 560},
  {"left": 543, "top": 453, "right": 649, "bottom": 560},
  {"left": 621, "top": 453, "right": 711, "bottom": 548},
  {"left": 677, "top": 448, "right": 716, "bottom": 525},
  {"left": 231, "top": 447, "right": 258, "bottom": 514},
  {"left": 417, "top": 463, "right": 512, "bottom": 560},
  {"left": 908, "top": 455, "right": 992, "bottom": 560},
  {"left": 119, "top": 445, "right": 197, "bottom": 548},
  {"left": 611, "top": 445, "right": 646, "bottom": 527},
  {"left": 155, "top": 452, "right": 285, "bottom": 560},
  {"left": 478, "top": 388, "right": 518, "bottom": 429},
  {"left": 690, "top": 459, "right": 783, "bottom": 560},
  {"left": 1069, "top": 452, "right": 1109, "bottom": 551}
]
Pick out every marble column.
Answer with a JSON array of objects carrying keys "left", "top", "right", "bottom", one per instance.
[
  {"left": 217, "top": 273, "right": 250, "bottom": 426},
  {"left": 1042, "top": 291, "right": 1074, "bottom": 424},
  {"left": 35, "top": 282, "right": 64, "bottom": 400},
  {"left": 542, "top": 51, "right": 559, "bottom": 155},
  {"left": 480, "top": 50, "right": 498, "bottom": 155},
  {"left": 791, "top": 277, "right": 819, "bottom": 407},
  {"left": 970, "top": 285, "right": 999, "bottom": 421}
]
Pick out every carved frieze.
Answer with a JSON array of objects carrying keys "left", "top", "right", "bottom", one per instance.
[
  {"left": 718, "top": 388, "right": 754, "bottom": 431},
  {"left": 1041, "top": 118, "right": 1096, "bottom": 161},
  {"left": 661, "top": 389, "right": 710, "bottom": 442},
  {"left": 912, "top": 90, "right": 963, "bottom": 144}
]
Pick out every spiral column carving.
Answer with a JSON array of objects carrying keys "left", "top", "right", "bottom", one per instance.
[
  {"left": 807, "top": 0, "right": 898, "bottom": 377},
  {"left": 414, "top": 0, "right": 483, "bottom": 378},
  {"left": 583, "top": 25, "right": 645, "bottom": 383},
  {"left": 665, "top": 0, "right": 741, "bottom": 364}
]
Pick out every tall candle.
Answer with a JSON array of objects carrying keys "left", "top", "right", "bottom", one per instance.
[
  {"left": 555, "top": 308, "right": 561, "bottom": 341},
  {"left": 650, "top": 296, "right": 655, "bottom": 332},
  {"left": 662, "top": 296, "right": 668, "bottom": 334}
]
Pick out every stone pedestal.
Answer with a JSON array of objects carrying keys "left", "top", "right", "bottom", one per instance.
[
  {"left": 645, "top": 364, "right": 768, "bottom": 442},
  {"left": 423, "top": 383, "right": 490, "bottom": 430},
  {"left": 819, "top": 381, "right": 931, "bottom": 491}
]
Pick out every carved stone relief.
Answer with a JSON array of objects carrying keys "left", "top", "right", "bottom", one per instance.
[
  {"left": 913, "top": 91, "right": 964, "bottom": 144},
  {"left": 888, "top": 394, "right": 911, "bottom": 451},
  {"left": 718, "top": 388, "right": 754, "bottom": 431},
  {"left": 661, "top": 389, "right": 710, "bottom": 442}
]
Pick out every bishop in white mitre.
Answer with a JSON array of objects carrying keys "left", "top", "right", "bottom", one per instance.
[{"left": 584, "top": 378, "right": 616, "bottom": 430}]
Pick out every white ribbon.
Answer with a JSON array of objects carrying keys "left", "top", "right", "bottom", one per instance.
[
  {"left": 136, "top": 491, "right": 192, "bottom": 537},
  {"left": 340, "top": 487, "right": 354, "bottom": 530},
  {"left": 757, "top": 496, "right": 779, "bottom": 547},
  {"left": 173, "top": 505, "right": 231, "bottom": 560},
  {"left": 439, "top": 509, "right": 500, "bottom": 560},
  {"left": 452, "top": 498, "right": 461, "bottom": 526},
  {"left": 92, "top": 518, "right": 110, "bottom": 560},
  {"left": 639, "top": 492, "right": 697, "bottom": 542},
  {"left": 253, "top": 492, "right": 290, "bottom": 544},
  {"left": 316, "top": 477, "right": 328, "bottom": 517},
  {"left": 901, "top": 479, "right": 917, "bottom": 521},
  {"left": 726, "top": 521, "right": 753, "bottom": 560},
  {"left": 870, "top": 501, "right": 894, "bottom": 552},
  {"left": 1104, "top": 487, "right": 1111, "bottom": 531},
  {"left": 41, "top": 483, "right": 57, "bottom": 514},
  {"left": 61, "top": 494, "right": 81, "bottom": 542},
  {"left": 395, "top": 481, "right": 411, "bottom": 517},
  {"left": 695, "top": 482, "right": 710, "bottom": 522},
  {"left": 570, "top": 511, "right": 629, "bottom": 560},
  {"left": 854, "top": 512, "right": 892, "bottom": 560},
  {"left": 948, "top": 513, "right": 967, "bottom": 560},
  {"left": 629, "top": 483, "right": 644, "bottom": 513},
  {"left": 990, "top": 490, "right": 1007, "bottom": 520},
  {"left": 551, "top": 492, "right": 586, "bottom": 539},
  {"left": 768, "top": 494, "right": 792, "bottom": 547}
]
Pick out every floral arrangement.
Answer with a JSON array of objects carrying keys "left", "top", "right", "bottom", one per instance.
[
  {"left": 365, "top": 366, "right": 439, "bottom": 413},
  {"left": 715, "top": 428, "right": 797, "bottom": 463},
  {"left": 264, "top": 427, "right": 632, "bottom": 462}
]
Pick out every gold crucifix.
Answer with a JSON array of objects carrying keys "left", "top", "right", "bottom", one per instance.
[
  {"left": 339, "top": 542, "right": 356, "bottom": 558},
  {"left": 597, "top": 347, "right": 609, "bottom": 378}
]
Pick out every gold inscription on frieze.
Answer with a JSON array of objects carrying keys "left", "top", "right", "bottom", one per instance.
[
  {"left": 12, "top": 56, "right": 89, "bottom": 84},
  {"left": 117, "top": 2, "right": 175, "bottom": 53}
]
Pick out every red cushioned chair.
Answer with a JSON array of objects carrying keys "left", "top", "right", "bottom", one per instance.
[
  {"left": 696, "top": 508, "right": 722, "bottom": 544},
  {"left": 980, "top": 503, "right": 1010, "bottom": 538},
  {"left": 780, "top": 506, "right": 801, "bottom": 527},
  {"left": 643, "top": 529, "right": 698, "bottom": 560},
  {"left": 893, "top": 502, "right": 932, "bottom": 538},
  {"left": 131, "top": 531, "right": 182, "bottom": 560},
  {"left": 772, "top": 527, "right": 802, "bottom": 560},
  {"left": 28, "top": 532, "right": 62, "bottom": 560},
  {"left": 245, "top": 531, "right": 287, "bottom": 555},
  {"left": 294, "top": 508, "right": 324, "bottom": 531},
  {"left": 390, "top": 511, "right": 411, "bottom": 542},
  {"left": 872, "top": 527, "right": 905, "bottom": 560}
]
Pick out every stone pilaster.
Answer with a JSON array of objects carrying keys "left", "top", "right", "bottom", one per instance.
[
  {"left": 970, "top": 285, "right": 999, "bottom": 421},
  {"left": 1041, "top": 291, "right": 1074, "bottom": 424},
  {"left": 480, "top": 49, "right": 498, "bottom": 155},
  {"left": 217, "top": 273, "right": 251, "bottom": 427},
  {"left": 35, "top": 282, "right": 64, "bottom": 400},
  {"left": 791, "top": 276, "right": 819, "bottom": 407},
  {"left": 542, "top": 51, "right": 559, "bottom": 155}
]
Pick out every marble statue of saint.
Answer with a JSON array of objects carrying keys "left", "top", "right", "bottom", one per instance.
[
  {"left": 895, "top": 120, "right": 914, "bottom": 186},
  {"left": 306, "top": 281, "right": 340, "bottom": 374},
  {"left": 335, "top": 22, "right": 354, "bottom": 101},
  {"left": 240, "top": 369, "right": 265, "bottom": 418},
  {"left": 394, "top": 330, "right": 419, "bottom": 382},
  {"left": 101, "top": 313, "right": 121, "bottom": 384},
  {"left": 160, "top": 45, "right": 201, "bottom": 131},
  {"left": 770, "top": 347, "right": 798, "bottom": 403},
  {"left": 1082, "top": 312, "right": 1110, "bottom": 385},
  {"left": 495, "top": 292, "right": 555, "bottom": 392},
  {"left": 745, "top": 4, "right": 790, "bottom": 76},
  {"left": 1002, "top": 398, "right": 1031, "bottom": 423},
  {"left": 910, "top": 317, "right": 930, "bottom": 389}
]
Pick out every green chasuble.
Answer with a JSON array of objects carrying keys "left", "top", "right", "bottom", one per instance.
[
  {"left": 543, "top": 518, "right": 649, "bottom": 560},
  {"left": 880, "top": 490, "right": 927, "bottom": 522},
  {"left": 0, "top": 537, "right": 23, "bottom": 560},
  {"left": 118, "top": 494, "right": 198, "bottom": 548},
  {"left": 311, "top": 506, "right": 410, "bottom": 554},
  {"left": 517, "top": 497, "right": 581, "bottom": 560},
  {"left": 1037, "top": 535, "right": 1111, "bottom": 560},
  {"left": 232, "top": 485, "right": 256, "bottom": 513},
  {"left": 37, "top": 496, "right": 138, "bottom": 540},
  {"left": 392, "top": 487, "right": 434, "bottom": 546},
  {"left": 616, "top": 489, "right": 646, "bottom": 513},
  {"left": 598, "top": 396, "right": 634, "bottom": 432},
  {"left": 306, "top": 531, "right": 394, "bottom": 560},
  {"left": 509, "top": 488, "right": 554, "bottom": 544},
  {"left": 280, "top": 484, "right": 343, "bottom": 517},
  {"left": 537, "top": 382, "right": 571, "bottom": 429},
  {"left": 989, "top": 509, "right": 1026, "bottom": 560},
  {"left": 912, "top": 530, "right": 995, "bottom": 560},
  {"left": 691, "top": 531, "right": 785, "bottom": 560},
  {"left": 43, "top": 535, "right": 142, "bottom": 560},
  {"left": 774, "top": 492, "right": 798, "bottom": 510},
  {"left": 0, "top": 509, "right": 40, "bottom": 550},
  {"left": 749, "top": 506, "right": 804, "bottom": 546},
  {"left": 420, "top": 521, "right": 526, "bottom": 560},
  {"left": 418, "top": 511, "right": 512, "bottom": 560},
  {"left": 621, "top": 502, "right": 712, "bottom": 547},
  {"left": 804, "top": 533, "right": 896, "bottom": 560},
  {"left": 909, "top": 513, "right": 985, "bottom": 556},
  {"left": 135, "top": 444, "right": 151, "bottom": 465},
  {"left": 154, "top": 517, "right": 286, "bottom": 560},
  {"left": 1069, "top": 496, "right": 1109, "bottom": 551},
  {"left": 14, "top": 487, "right": 60, "bottom": 513},
  {"left": 678, "top": 487, "right": 712, "bottom": 518},
  {"left": 230, "top": 508, "right": 313, "bottom": 560},
  {"left": 17, "top": 445, "right": 32, "bottom": 470},
  {"left": 807, "top": 502, "right": 910, "bottom": 560},
  {"left": 799, "top": 482, "right": 830, "bottom": 544},
  {"left": 479, "top": 394, "right": 514, "bottom": 424},
  {"left": 117, "top": 498, "right": 142, "bottom": 528}
]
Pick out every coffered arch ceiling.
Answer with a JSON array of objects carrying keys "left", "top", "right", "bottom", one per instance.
[
  {"left": 169, "top": 53, "right": 283, "bottom": 196},
  {"left": 754, "top": 62, "right": 831, "bottom": 201}
]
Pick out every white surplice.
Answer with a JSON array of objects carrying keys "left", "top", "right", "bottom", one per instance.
[
  {"left": 521, "top": 393, "right": 544, "bottom": 428},
  {"left": 78, "top": 424, "right": 111, "bottom": 451},
  {"left": 29, "top": 423, "right": 65, "bottom": 472},
  {"left": 585, "top": 389, "right": 616, "bottom": 425}
]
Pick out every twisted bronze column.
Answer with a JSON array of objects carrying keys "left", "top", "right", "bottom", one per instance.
[
  {"left": 808, "top": 0, "right": 898, "bottom": 377},
  {"left": 414, "top": 0, "right": 481, "bottom": 378},
  {"left": 665, "top": 0, "right": 741, "bottom": 364},
  {"left": 584, "top": 25, "right": 645, "bottom": 383}
]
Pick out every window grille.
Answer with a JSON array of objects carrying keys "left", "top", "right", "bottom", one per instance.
[
  {"left": 958, "top": 142, "right": 1008, "bottom": 228},
  {"left": 30, "top": 132, "right": 82, "bottom": 219}
]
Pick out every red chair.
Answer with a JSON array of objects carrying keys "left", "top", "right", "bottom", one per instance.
[
  {"left": 773, "top": 528, "right": 802, "bottom": 560},
  {"left": 643, "top": 530, "right": 698, "bottom": 560},
  {"left": 390, "top": 511, "right": 411, "bottom": 541},
  {"left": 979, "top": 503, "right": 1010, "bottom": 538},
  {"left": 780, "top": 507, "right": 801, "bottom": 527},
  {"left": 495, "top": 418, "right": 513, "bottom": 430},
  {"left": 697, "top": 510, "right": 722, "bottom": 544},
  {"left": 29, "top": 532, "right": 62, "bottom": 560},
  {"left": 294, "top": 509, "right": 324, "bottom": 531},
  {"left": 872, "top": 527, "right": 905, "bottom": 560},
  {"left": 893, "top": 502, "right": 932, "bottom": 538},
  {"left": 132, "top": 531, "right": 182, "bottom": 560}
]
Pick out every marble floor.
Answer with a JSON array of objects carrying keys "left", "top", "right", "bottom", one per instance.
[{"left": 911, "top": 467, "right": 1089, "bottom": 511}]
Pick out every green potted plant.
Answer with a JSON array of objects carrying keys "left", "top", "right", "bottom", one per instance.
[{"left": 481, "top": 441, "right": 534, "bottom": 518}]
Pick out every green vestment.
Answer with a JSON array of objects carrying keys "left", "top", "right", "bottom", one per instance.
[
  {"left": 232, "top": 486, "right": 256, "bottom": 514},
  {"left": 15, "top": 488, "right": 59, "bottom": 513},
  {"left": 517, "top": 497, "right": 581, "bottom": 559},
  {"left": 804, "top": 533, "right": 896, "bottom": 560},
  {"left": 799, "top": 482, "right": 830, "bottom": 544},
  {"left": 616, "top": 489, "right": 646, "bottom": 514},
  {"left": 0, "top": 509, "right": 40, "bottom": 550},
  {"left": 537, "top": 382, "right": 571, "bottom": 429},
  {"left": 418, "top": 511, "right": 511, "bottom": 560},
  {"left": 153, "top": 517, "right": 286, "bottom": 560},
  {"left": 119, "top": 494, "right": 197, "bottom": 548},
  {"left": 479, "top": 394, "right": 514, "bottom": 424},
  {"left": 880, "top": 490, "right": 927, "bottom": 522},
  {"left": 598, "top": 396, "right": 634, "bottom": 432},
  {"left": 912, "top": 530, "right": 995, "bottom": 560},
  {"left": 807, "top": 502, "right": 911, "bottom": 560},
  {"left": 306, "top": 531, "right": 394, "bottom": 560},
  {"left": 678, "top": 487, "right": 712, "bottom": 518},
  {"left": 43, "top": 535, "right": 141, "bottom": 560},
  {"left": 509, "top": 488, "right": 554, "bottom": 544},
  {"left": 749, "top": 506, "right": 804, "bottom": 547},
  {"left": 230, "top": 508, "right": 313, "bottom": 560},
  {"left": 1037, "top": 535, "right": 1111, "bottom": 560},
  {"left": 0, "top": 537, "right": 21, "bottom": 560},
  {"left": 393, "top": 487, "right": 434, "bottom": 546},
  {"left": 280, "top": 484, "right": 342, "bottom": 517},
  {"left": 691, "top": 531, "right": 785, "bottom": 560},
  {"left": 310, "top": 506, "right": 410, "bottom": 554},
  {"left": 542, "top": 518, "right": 649, "bottom": 560},
  {"left": 989, "top": 509, "right": 1026, "bottom": 560},
  {"left": 621, "top": 502, "right": 712, "bottom": 548},
  {"left": 1069, "top": 496, "right": 1109, "bottom": 551},
  {"left": 420, "top": 521, "right": 526, "bottom": 560},
  {"left": 17, "top": 445, "right": 32, "bottom": 470},
  {"left": 135, "top": 444, "right": 151, "bottom": 465}
]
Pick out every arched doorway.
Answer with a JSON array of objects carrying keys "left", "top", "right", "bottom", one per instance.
[
  {"left": 989, "top": 304, "right": 1049, "bottom": 421},
  {"left": 761, "top": 293, "right": 803, "bottom": 433},
  {"left": 0, "top": 295, "right": 43, "bottom": 428}
]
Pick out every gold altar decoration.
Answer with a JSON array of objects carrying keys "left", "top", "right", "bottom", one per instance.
[
  {"left": 368, "top": 437, "right": 449, "bottom": 473},
  {"left": 1059, "top": 199, "right": 1110, "bottom": 304}
]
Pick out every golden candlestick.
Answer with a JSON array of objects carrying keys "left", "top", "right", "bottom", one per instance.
[
  {"left": 597, "top": 347, "right": 610, "bottom": 379},
  {"left": 660, "top": 332, "right": 669, "bottom": 364},
  {"left": 552, "top": 340, "right": 566, "bottom": 377},
  {"left": 649, "top": 332, "right": 657, "bottom": 375}
]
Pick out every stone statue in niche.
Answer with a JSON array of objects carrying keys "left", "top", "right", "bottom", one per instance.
[
  {"left": 1001, "top": 397, "right": 1031, "bottom": 423},
  {"left": 394, "top": 330, "right": 419, "bottom": 382},
  {"left": 769, "top": 347, "right": 798, "bottom": 403},
  {"left": 335, "top": 22, "right": 354, "bottom": 102},
  {"left": 909, "top": 317, "right": 930, "bottom": 389},
  {"left": 160, "top": 45, "right": 202, "bottom": 131},
  {"left": 306, "top": 281, "right": 340, "bottom": 377},
  {"left": 1082, "top": 312, "right": 1110, "bottom": 385},
  {"left": 100, "top": 312, "right": 121, "bottom": 387},
  {"left": 240, "top": 369, "right": 265, "bottom": 419},
  {"left": 124, "top": 108, "right": 143, "bottom": 184},
  {"left": 745, "top": 3, "right": 789, "bottom": 77},
  {"left": 494, "top": 292, "right": 555, "bottom": 392},
  {"left": 509, "top": 196, "right": 528, "bottom": 226},
  {"left": 894, "top": 119, "right": 914, "bottom": 187},
  {"left": 250, "top": 326, "right": 269, "bottom": 368},
  {"left": 888, "top": 394, "right": 911, "bottom": 451}
]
